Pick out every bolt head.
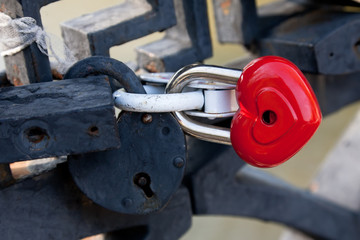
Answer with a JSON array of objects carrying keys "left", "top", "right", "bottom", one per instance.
[
  {"left": 122, "top": 198, "right": 133, "bottom": 208},
  {"left": 173, "top": 157, "right": 185, "bottom": 168},
  {"left": 142, "top": 114, "right": 153, "bottom": 124}
]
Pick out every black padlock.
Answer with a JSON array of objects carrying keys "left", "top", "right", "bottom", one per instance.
[{"left": 67, "top": 57, "right": 186, "bottom": 215}]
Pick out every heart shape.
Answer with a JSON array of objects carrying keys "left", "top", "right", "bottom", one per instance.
[{"left": 230, "top": 56, "right": 322, "bottom": 168}]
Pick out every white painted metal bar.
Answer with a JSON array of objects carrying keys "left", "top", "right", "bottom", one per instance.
[{"left": 113, "top": 90, "right": 204, "bottom": 112}]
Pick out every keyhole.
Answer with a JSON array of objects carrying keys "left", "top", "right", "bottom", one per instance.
[
  {"left": 262, "top": 110, "right": 277, "bottom": 125},
  {"left": 133, "top": 172, "right": 154, "bottom": 198}
]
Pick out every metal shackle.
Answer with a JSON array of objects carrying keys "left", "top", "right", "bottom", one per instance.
[{"left": 165, "top": 64, "right": 242, "bottom": 145}]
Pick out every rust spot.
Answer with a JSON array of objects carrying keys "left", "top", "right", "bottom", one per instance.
[
  {"left": 25, "top": 127, "right": 48, "bottom": 144},
  {"left": 142, "top": 114, "right": 153, "bottom": 124},
  {"left": 88, "top": 125, "right": 99, "bottom": 136},
  {"left": 221, "top": 0, "right": 232, "bottom": 16},
  {"left": 11, "top": 65, "right": 23, "bottom": 86},
  {"left": 0, "top": 4, "right": 6, "bottom": 13},
  {"left": 145, "top": 61, "right": 159, "bottom": 73},
  {"left": 12, "top": 64, "right": 19, "bottom": 74},
  {"left": 51, "top": 68, "right": 63, "bottom": 80},
  {"left": 12, "top": 77, "right": 23, "bottom": 86}
]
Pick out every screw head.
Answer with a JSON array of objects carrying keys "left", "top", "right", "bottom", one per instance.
[
  {"left": 142, "top": 114, "right": 153, "bottom": 124},
  {"left": 173, "top": 157, "right": 185, "bottom": 168}
]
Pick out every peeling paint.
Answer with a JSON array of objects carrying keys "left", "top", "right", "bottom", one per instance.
[{"left": 220, "top": 0, "right": 232, "bottom": 16}]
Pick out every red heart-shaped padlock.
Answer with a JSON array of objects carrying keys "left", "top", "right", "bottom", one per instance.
[{"left": 230, "top": 56, "right": 322, "bottom": 168}]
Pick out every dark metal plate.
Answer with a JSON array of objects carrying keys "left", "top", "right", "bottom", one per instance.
[{"left": 0, "top": 77, "right": 119, "bottom": 162}]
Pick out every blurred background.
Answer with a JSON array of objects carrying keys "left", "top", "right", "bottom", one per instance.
[{"left": 1, "top": 0, "right": 360, "bottom": 239}]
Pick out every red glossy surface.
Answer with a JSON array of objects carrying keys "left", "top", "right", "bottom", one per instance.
[{"left": 230, "top": 56, "right": 322, "bottom": 168}]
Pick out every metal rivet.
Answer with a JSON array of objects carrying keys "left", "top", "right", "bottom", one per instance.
[
  {"left": 122, "top": 198, "right": 133, "bottom": 208},
  {"left": 142, "top": 114, "right": 153, "bottom": 124},
  {"left": 173, "top": 157, "right": 185, "bottom": 168}
]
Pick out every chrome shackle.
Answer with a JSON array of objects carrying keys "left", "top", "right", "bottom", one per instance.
[{"left": 165, "top": 64, "right": 242, "bottom": 145}]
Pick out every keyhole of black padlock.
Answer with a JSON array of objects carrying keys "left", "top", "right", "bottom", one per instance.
[{"left": 133, "top": 172, "right": 154, "bottom": 198}]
